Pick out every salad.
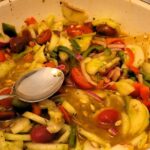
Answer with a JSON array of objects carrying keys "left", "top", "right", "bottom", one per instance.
[{"left": 0, "top": 1, "right": 150, "bottom": 150}]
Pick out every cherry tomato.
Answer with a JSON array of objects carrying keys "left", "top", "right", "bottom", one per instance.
[
  {"left": 31, "top": 125, "right": 53, "bottom": 143},
  {"left": 0, "top": 51, "right": 6, "bottom": 62},
  {"left": 66, "top": 24, "right": 93, "bottom": 37},
  {"left": 96, "top": 108, "right": 120, "bottom": 129}
]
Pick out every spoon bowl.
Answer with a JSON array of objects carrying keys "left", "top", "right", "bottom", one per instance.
[{"left": 0, "top": 67, "right": 64, "bottom": 103}]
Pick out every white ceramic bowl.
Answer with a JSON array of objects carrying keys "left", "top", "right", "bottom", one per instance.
[{"left": 0, "top": 0, "right": 150, "bottom": 35}]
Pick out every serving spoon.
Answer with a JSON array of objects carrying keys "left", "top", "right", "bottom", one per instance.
[{"left": 0, "top": 67, "right": 64, "bottom": 103}]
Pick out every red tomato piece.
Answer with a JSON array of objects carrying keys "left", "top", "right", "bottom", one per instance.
[
  {"left": 66, "top": 24, "right": 93, "bottom": 37},
  {"left": 0, "top": 51, "right": 6, "bottom": 62},
  {"left": 31, "top": 125, "right": 53, "bottom": 143},
  {"left": 37, "top": 29, "right": 52, "bottom": 45},
  {"left": 71, "top": 67, "right": 93, "bottom": 89},
  {"left": 96, "top": 108, "right": 120, "bottom": 129},
  {"left": 24, "top": 17, "right": 37, "bottom": 26}
]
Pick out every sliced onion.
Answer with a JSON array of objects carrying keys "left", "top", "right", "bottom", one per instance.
[
  {"left": 92, "top": 39, "right": 106, "bottom": 47},
  {"left": 107, "top": 44, "right": 125, "bottom": 49},
  {"left": 86, "top": 90, "right": 103, "bottom": 102},
  {"left": 75, "top": 53, "right": 83, "bottom": 61},
  {"left": 80, "top": 58, "right": 97, "bottom": 86}
]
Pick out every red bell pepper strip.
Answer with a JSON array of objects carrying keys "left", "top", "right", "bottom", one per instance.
[
  {"left": 132, "top": 82, "right": 150, "bottom": 101},
  {"left": 71, "top": 67, "right": 93, "bottom": 89},
  {"left": 125, "top": 48, "right": 139, "bottom": 74},
  {"left": 140, "top": 84, "right": 150, "bottom": 101},
  {"left": 58, "top": 105, "right": 71, "bottom": 124},
  {"left": 0, "top": 111, "right": 15, "bottom": 120},
  {"left": 0, "top": 87, "right": 12, "bottom": 108},
  {"left": 106, "top": 38, "right": 124, "bottom": 45},
  {"left": 32, "top": 103, "right": 42, "bottom": 116},
  {"left": 0, "top": 51, "right": 6, "bottom": 62},
  {"left": 44, "top": 61, "right": 56, "bottom": 68},
  {"left": 24, "top": 17, "right": 37, "bottom": 26},
  {"left": 131, "top": 82, "right": 141, "bottom": 97}
]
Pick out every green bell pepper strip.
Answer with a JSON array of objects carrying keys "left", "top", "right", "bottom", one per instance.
[
  {"left": 2, "top": 23, "right": 17, "bottom": 37},
  {"left": 82, "top": 45, "right": 104, "bottom": 58},
  {"left": 69, "top": 125, "right": 77, "bottom": 148},
  {"left": 57, "top": 46, "right": 75, "bottom": 58},
  {"left": 69, "top": 39, "right": 81, "bottom": 52}
]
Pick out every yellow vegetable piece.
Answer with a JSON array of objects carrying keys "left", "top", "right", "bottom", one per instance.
[
  {"left": 116, "top": 80, "right": 134, "bottom": 96},
  {"left": 0, "top": 60, "right": 15, "bottom": 79},
  {"left": 127, "top": 99, "right": 149, "bottom": 135},
  {"left": 10, "top": 117, "right": 31, "bottom": 134},
  {"left": 86, "top": 58, "right": 104, "bottom": 75},
  {"left": 75, "top": 36, "right": 93, "bottom": 52},
  {"left": 23, "top": 111, "right": 49, "bottom": 125},
  {"left": 120, "top": 112, "right": 130, "bottom": 136},
  {"left": 34, "top": 45, "right": 46, "bottom": 63},
  {"left": 92, "top": 18, "right": 120, "bottom": 32},
  {"left": 61, "top": 1, "right": 88, "bottom": 24}
]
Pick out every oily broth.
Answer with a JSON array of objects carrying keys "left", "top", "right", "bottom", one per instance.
[
  {"left": 61, "top": 87, "right": 130, "bottom": 145},
  {"left": 0, "top": 58, "right": 30, "bottom": 89}
]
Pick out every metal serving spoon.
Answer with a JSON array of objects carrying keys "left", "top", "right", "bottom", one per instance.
[{"left": 0, "top": 67, "right": 64, "bottom": 103}]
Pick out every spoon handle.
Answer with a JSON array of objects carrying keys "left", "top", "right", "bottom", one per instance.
[{"left": 0, "top": 94, "right": 15, "bottom": 100}]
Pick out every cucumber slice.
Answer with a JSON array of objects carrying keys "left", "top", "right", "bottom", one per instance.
[
  {"left": 2, "top": 23, "right": 17, "bottom": 37},
  {"left": 127, "top": 99, "right": 149, "bottom": 135}
]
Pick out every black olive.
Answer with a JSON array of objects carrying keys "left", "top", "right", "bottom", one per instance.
[{"left": 96, "top": 24, "right": 117, "bottom": 36}]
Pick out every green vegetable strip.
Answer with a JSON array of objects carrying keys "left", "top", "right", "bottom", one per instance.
[
  {"left": 2, "top": 23, "right": 17, "bottom": 37},
  {"left": 117, "top": 51, "right": 125, "bottom": 62},
  {"left": 69, "top": 125, "right": 77, "bottom": 148},
  {"left": 143, "top": 80, "right": 150, "bottom": 87},
  {"left": 104, "top": 48, "right": 111, "bottom": 56},
  {"left": 57, "top": 46, "right": 75, "bottom": 58},
  {"left": 69, "top": 39, "right": 81, "bottom": 52},
  {"left": 82, "top": 45, "right": 104, "bottom": 58}
]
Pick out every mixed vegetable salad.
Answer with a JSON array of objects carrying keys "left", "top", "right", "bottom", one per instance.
[{"left": 0, "top": 1, "right": 150, "bottom": 150}]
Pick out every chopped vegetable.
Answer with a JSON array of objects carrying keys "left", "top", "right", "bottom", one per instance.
[
  {"left": 61, "top": 1, "right": 88, "bottom": 24},
  {"left": 32, "top": 103, "right": 42, "bottom": 116},
  {"left": 24, "top": 17, "right": 37, "bottom": 26},
  {"left": 2, "top": 23, "right": 17, "bottom": 37},
  {"left": 23, "top": 111, "right": 49, "bottom": 125},
  {"left": 37, "top": 29, "right": 52, "bottom": 45},
  {"left": 69, "top": 125, "right": 77, "bottom": 148},
  {"left": 58, "top": 105, "right": 72, "bottom": 124},
  {"left": 31, "top": 125, "right": 53, "bottom": 143},
  {"left": 82, "top": 45, "right": 104, "bottom": 58},
  {"left": 71, "top": 67, "right": 93, "bottom": 89},
  {"left": 0, "top": 51, "right": 6, "bottom": 62}
]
